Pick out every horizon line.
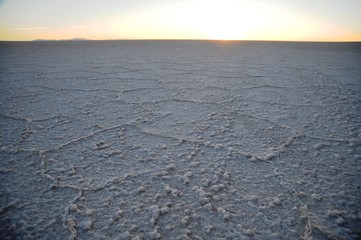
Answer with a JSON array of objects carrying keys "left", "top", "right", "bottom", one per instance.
[{"left": 1, "top": 38, "right": 361, "bottom": 43}]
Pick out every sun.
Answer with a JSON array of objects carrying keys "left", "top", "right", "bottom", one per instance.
[
  {"left": 191, "top": 0, "right": 251, "bottom": 40},
  {"left": 204, "top": 21, "right": 246, "bottom": 40}
]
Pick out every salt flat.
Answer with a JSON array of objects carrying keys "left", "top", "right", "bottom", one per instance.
[{"left": 0, "top": 40, "right": 360, "bottom": 239}]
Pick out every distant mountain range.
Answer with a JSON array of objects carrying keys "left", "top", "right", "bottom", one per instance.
[{"left": 33, "top": 38, "right": 89, "bottom": 42}]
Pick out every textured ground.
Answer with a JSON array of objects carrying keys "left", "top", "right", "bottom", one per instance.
[{"left": 0, "top": 41, "right": 361, "bottom": 239}]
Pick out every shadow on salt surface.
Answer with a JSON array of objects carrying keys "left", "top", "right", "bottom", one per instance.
[
  {"left": 140, "top": 100, "right": 297, "bottom": 160},
  {"left": 0, "top": 115, "right": 28, "bottom": 148},
  {"left": 43, "top": 124, "right": 199, "bottom": 190},
  {"left": 50, "top": 132, "right": 304, "bottom": 239},
  {"left": 174, "top": 86, "right": 235, "bottom": 103},
  {"left": 0, "top": 151, "right": 77, "bottom": 239},
  {"left": 119, "top": 87, "right": 175, "bottom": 104},
  {"left": 17, "top": 97, "right": 147, "bottom": 151},
  {"left": 140, "top": 100, "right": 225, "bottom": 138},
  {"left": 269, "top": 136, "right": 361, "bottom": 239},
  {"left": 1, "top": 41, "right": 361, "bottom": 239},
  {"left": 241, "top": 99, "right": 358, "bottom": 141}
]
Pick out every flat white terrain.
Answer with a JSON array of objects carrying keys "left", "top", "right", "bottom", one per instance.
[{"left": 0, "top": 41, "right": 360, "bottom": 239}]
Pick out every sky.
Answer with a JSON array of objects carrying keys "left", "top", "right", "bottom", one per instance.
[{"left": 0, "top": 0, "right": 360, "bottom": 41}]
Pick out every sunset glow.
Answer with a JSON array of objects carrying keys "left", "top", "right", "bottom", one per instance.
[{"left": 0, "top": 0, "right": 360, "bottom": 41}]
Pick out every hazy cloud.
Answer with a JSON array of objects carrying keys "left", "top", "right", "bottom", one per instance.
[
  {"left": 68, "top": 26, "right": 87, "bottom": 29},
  {"left": 14, "top": 27, "right": 47, "bottom": 30}
]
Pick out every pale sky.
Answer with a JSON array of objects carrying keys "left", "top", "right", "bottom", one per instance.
[{"left": 0, "top": 0, "right": 360, "bottom": 41}]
